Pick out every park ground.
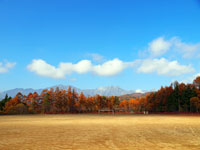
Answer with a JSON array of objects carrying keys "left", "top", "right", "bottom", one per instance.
[{"left": 0, "top": 114, "right": 200, "bottom": 150}]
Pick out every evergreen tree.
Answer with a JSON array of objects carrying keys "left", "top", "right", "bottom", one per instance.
[
  {"left": 42, "top": 93, "right": 50, "bottom": 113},
  {"left": 167, "top": 82, "right": 179, "bottom": 112},
  {"left": 0, "top": 94, "right": 12, "bottom": 111}
]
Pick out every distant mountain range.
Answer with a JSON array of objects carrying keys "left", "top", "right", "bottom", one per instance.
[{"left": 0, "top": 85, "right": 146, "bottom": 99}]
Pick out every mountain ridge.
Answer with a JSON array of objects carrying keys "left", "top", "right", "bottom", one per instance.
[{"left": 0, "top": 85, "right": 144, "bottom": 99}]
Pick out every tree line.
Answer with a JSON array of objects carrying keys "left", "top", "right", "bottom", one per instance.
[{"left": 1, "top": 77, "right": 200, "bottom": 114}]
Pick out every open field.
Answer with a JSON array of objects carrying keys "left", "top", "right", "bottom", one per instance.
[{"left": 0, "top": 114, "right": 200, "bottom": 150}]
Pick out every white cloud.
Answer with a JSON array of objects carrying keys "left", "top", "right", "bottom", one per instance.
[
  {"left": 135, "top": 89, "right": 144, "bottom": 93},
  {"left": 29, "top": 36, "right": 200, "bottom": 79},
  {"left": 27, "top": 59, "right": 67, "bottom": 79},
  {"left": 0, "top": 61, "right": 16, "bottom": 73},
  {"left": 27, "top": 58, "right": 128, "bottom": 79},
  {"left": 87, "top": 53, "right": 104, "bottom": 62},
  {"left": 194, "top": 73, "right": 200, "bottom": 79},
  {"left": 93, "top": 58, "right": 127, "bottom": 76},
  {"left": 147, "top": 36, "right": 200, "bottom": 58},
  {"left": 148, "top": 37, "right": 171, "bottom": 57},
  {"left": 27, "top": 57, "right": 193, "bottom": 79},
  {"left": 185, "top": 73, "right": 200, "bottom": 84},
  {"left": 174, "top": 72, "right": 200, "bottom": 85},
  {"left": 59, "top": 60, "right": 92, "bottom": 75},
  {"left": 145, "top": 36, "right": 200, "bottom": 59},
  {"left": 137, "top": 58, "right": 194, "bottom": 76},
  {"left": 74, "top": 60, "right": 92, "bottom": 74},
  {"left": 171, "top": 37, "right": 200, "bottom": 58}
]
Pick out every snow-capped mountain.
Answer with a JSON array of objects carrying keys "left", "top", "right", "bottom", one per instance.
[
  {"left": 0, "top": 85, "right": 142, "bottom": 99},
  {"left": 82, "top": 86, "right": 135, "bottom": 96}
]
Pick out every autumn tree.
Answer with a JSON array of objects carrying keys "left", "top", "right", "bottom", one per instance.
[
  {"left": 4, "top": 94, "right": 21, "bottom": 113},
  {"left": 129, "top": 99, "right": 138, "bottom": 112},
  {"left": 67, "top": 87, "right": 78, "bottom": 112},
  {"left": 62, "top": 90, "right": 69, "bottom": 112},
  {"left": 5, "top": 76, "right": 200, "bottom": 114},
  {"left": 120, "top": 100, "right": 129, "bottom": 112},
  {"left": 78, "top": 92, "right": 86, "bottom": 112},
  {"left": 145, "top": 92, "right": 156, "bottom": 112},
  {"left": 190, "top": 97, "right": 200, "bottom": 112},
  {"left": 54, "top": 88, "right": 63, "bottom": 112},
  {"left": 193, "top": 76, "right": 200, "bottom": 90},
  {"left": 11, "top": 103, "right": 28, "bottom": 114},
  {"left": 4, "top": 92, "right": 28, "bottom": 114},
  {"left": 96, "top": 94, "right": 102, "bottom": 110},
  {"left": 86, "top": 96, "right": 96, "bottom": 112},
  {"left": 42, "top": 93, "right": 50, "bottom": 113}
]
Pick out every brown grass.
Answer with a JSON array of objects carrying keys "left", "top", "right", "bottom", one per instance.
[{"left": 0, "top": 114, "right": 200, "bottom": 150}]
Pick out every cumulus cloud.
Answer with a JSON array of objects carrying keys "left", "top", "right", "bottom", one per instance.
[
  {"left": 27, "top": 58, "right": 128, "bottom": 79},
  {"left": 27, "top": 59, "right": 65, "bottom": 79},
  {"left": 0, "top": 61, "right": 16, "bottom": 73},
  {"left": 27, "top": 59, "right": 92, "bottom": 79},
  {"left": 59, "top": 60, "right": 93, "bottom": 75},
  {"left": 148, "top": 37, "right": 171, "bottom": 57},
  {"left": 93, "top": 58, "right": 128, "bottom": 76},
  {"left": 27, "top": 57, "right": 194, "bottom": 79},
  {"left": 147, "top": 36, "right": 200, "bottom": 58},
  {"left": 28, "top": 36, "right": 200, "bottom": 79},
  {"left": 137, "top": 58, "right": 194, "bottom": 76}
]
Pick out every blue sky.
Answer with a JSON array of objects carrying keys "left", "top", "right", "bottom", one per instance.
[{"left": 0, "top": 0, "right": 200, "bottom": 92}]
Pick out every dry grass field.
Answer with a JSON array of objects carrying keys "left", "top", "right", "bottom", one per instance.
[{"left": 0, "top": 114, "right": 200, "bottom": 150}]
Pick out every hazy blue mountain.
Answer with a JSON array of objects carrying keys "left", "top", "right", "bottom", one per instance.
[
  {"left": 82, "top": 86, "right": 135, "bottom": 96},
  {"left": 0, "top": 85, "right": 140, "bottom": 99}
]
